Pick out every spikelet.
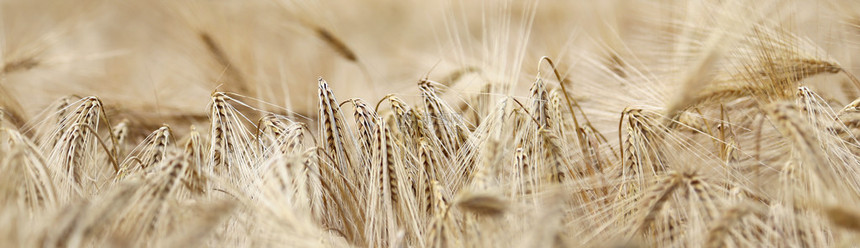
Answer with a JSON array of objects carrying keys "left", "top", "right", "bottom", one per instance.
[
  {"left": 417, "top": 138, "right": 443, "bottom": 218},
  {"left": 512, "top": 147, "right": 534, "bottom": 198},
  {"left": 619, "top": 108, "right": 667, "bottom": 196},
  {"left": 419, "top": 80, "right": 467, "bottom": 159},
  {"left": 44, "top": 97, "right": 109, "bottom": 196},
  {"left": 388, "top": 96, "right": 416, "bottom": 141},
  {"left": 426, "top": 180, "right": 455, "bottom": 248},
  {"left": 529, "top": 78, "right": 552, "bottom": 129},
  {"left": 258, "top": 113, "right": 305, "bottom": 157},
  {"left": 317, "top": 78, "right": 359, "bottom": 183},
  {"left": 182, "top": 125, "right": 207, "bottom": 195},
  {"left": 348, "top": 98, "right": 378, "bottom": 182},
  {"left": 208, "top": 93, "right": 257, "bottom": 184},
  {"left": 539, "top": 129, "right": 572, "bottom": 184},
  {"left": 117, "top": 125, "right": 171, "bottom": 179},
  {"left": 367, "top": 121, "right": 398, "bottom": 247},
  {"left": 111, "top": 119, "right": 130, "bottom": 156},
  {"left": 367, "top": 118, "right": 421, "bottom": 246}
]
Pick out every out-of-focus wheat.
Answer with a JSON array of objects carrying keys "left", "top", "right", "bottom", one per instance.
[{"left": 4, "top": 0, "right": 860, "bottom": 247}]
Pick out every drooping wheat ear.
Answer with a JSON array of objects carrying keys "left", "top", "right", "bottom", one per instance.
[
  {"left": 407, "top": 109, "right": 429, "bottom": 151},
  {"left": 529, "top": 78, "right": 551, "bottom": 129},
  {"left": 418, "top": 81, "right": 448, "bottom": 145},
  {"left": 258, "top": 113, "right": 305, "bottom": 156},
  {"left": 728, "top": 26, "right": 846, "bottom": 103},
  {"left": 115, "top": 124, "right": 171, "bottom": 179},
  {"left": 209, "top": 93, "right": 244, "bottom": 174},
  {"left": 257, "top": 113, "right": 280, "bottom": 151},
  {"left": 280, "top": 122, "right": 305, "bottom": 155},
  {"left": 619, "top": 108, "right": 667, "bottom": 190},
  {"left": 537, "top": 57, "right": 595, "bottom": 157},
  {"left": 60, "top": 125, "right": 86, "bottom": 187},
  {"left": 419, "top": 80, "right": 465, "bottom": 158},
  {"left": 48, "top": 97, "right": 107, "bottom": 193},
  {"left": 378, "top": 95, "right": 413, "bottom": 150},
  {"left": 142, "top": 125, "right": 171, "bottom": 169}
]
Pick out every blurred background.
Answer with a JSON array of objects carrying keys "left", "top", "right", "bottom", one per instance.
[{"left": 0, "top": 0, "right": 856, "bottom": 134}]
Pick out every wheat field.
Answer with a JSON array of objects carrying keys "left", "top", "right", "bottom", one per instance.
[{"left": 3, "top": 0, "right": 860, "bottom": 247}]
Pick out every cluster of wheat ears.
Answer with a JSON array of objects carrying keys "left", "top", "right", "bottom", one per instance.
[{"left": 6, "top": 0, "right": 860, "bottom": 247}]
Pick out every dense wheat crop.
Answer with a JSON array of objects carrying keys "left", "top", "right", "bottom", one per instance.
[{"left": 4, "top": 0, "right": 860, "bottom": 247}]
